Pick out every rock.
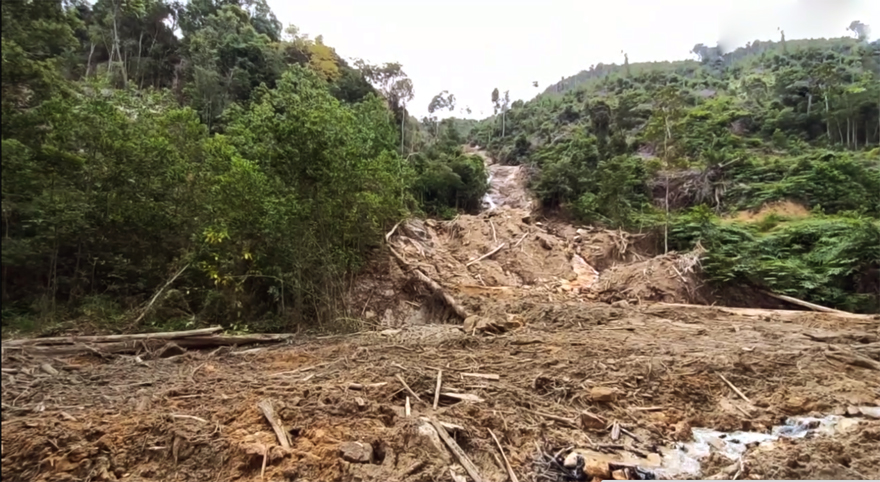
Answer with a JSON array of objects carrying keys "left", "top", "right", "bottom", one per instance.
[
  {"left": 612, "top": 469, "right": 627, "bottom": 480},
  {"left": 536, "top": 233, "right": 555, "bottom": 250},
  {"left": 857, "top": 406, "right": 880, "bottom": 419},
  {"left": 584, "top": 458, "right": 611, "bottom": 480},
  {"left": 563, "top": 452, "right": 582, "bottom": 468},
  {"left": 521, "top": 214, "right": 533, "bottom": 224},
  {"left": 580, "top": 411, "right": 606, "bottom": 429},
  {"left": 339, "top": 441, "right": 373, "bottom": 463},
  {"left": 611, "top": 300, "right": 629, "bottom": 308},
  {"left": 590, "top": 386, "right": 617, "bottom": 402},
  {"left": 784, "top": 396, "right": 810, "bottom": 414},
  {"left": 355, "top": 397, "right": 367, "bottom": 409},
  {"left": 463, "top": 315, "right": 483, "bottom": 332},
  {"left": 463, "top": 315, "right": 521, "bottom": 334}
]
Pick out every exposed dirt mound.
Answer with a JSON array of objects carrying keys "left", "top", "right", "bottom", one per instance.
[
  {"left": 593, "top": 247, "right": 707, "bottom": 305},
  {"left": 745, "top": 420, "right": 880, "bottom": 479},
  {"left": 731, "top": 200, "right": 811, "bottom": 223}
]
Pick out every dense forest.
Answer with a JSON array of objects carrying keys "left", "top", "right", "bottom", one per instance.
[
  {"left": 2, "top": 2, "right": 878, "bottom": 336},
  {"left": 472, "top": 27, "right": 880, "bottom": 313},
  {"left": 1, "top": 0, "right": 486, "bottom": 332}
]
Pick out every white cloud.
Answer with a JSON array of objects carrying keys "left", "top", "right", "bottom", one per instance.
[{"left": 268, "top": 0, "right": 878, "bottom": 119}]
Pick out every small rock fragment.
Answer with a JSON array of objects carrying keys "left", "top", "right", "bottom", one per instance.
[
  {"left": 584, "top": 458, "right": 611, "bottom": 480},
  {"left": 40, "top": 363, "right": 59, "bottom": 376},
  {"left": 611, "top": 300, "right": 629, "bottom": 308},
  {"left": 463, "top": 315, "right": 482, "bottom": 332},
  {"left": 590, "top": 386, "right": 617, "bottom": 402},
  {"left": 339, "top": 441, "right": 373, "bottom": 463},
  {"left": 612, "top": 469, "right": 627, "bottom": 480}
]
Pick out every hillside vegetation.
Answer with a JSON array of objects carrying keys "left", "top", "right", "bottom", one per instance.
[
  {"left": 1, "top": 0, "right": 486, "bottom": 333},
  {"left": 471, "top": 34, "right": 880, "bottom": 312},
  {"left": 2, "top": 2, "right": 877, "bottom": 337}
]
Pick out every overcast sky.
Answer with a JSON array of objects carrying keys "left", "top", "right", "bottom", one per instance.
[{"left": 268, "top": 0, "right": 878, "bottom": 119}]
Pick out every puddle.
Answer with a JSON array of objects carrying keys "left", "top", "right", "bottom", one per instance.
[{"left": 556, "top": 415, "right": 865, "bottom": 480}]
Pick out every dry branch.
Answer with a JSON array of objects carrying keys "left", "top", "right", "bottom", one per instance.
[
  {"left": 461, "top": 372, "right": 500, "bottom": 380},
  {"left": 430, "top": 418, "right": 484, "bottom": 482},
  {"left": 396, "top": 374, "right": 424, "bottom": 404},
  {"left": 825, "top": 350, "right": 880, "bottom": 371},
  {"left": 133, "top": 263, "right": 190, "bottom": 326},
  {"left": 717, "top": 373, "right": 752, "bottom": 404},
  {"left": 489, "top": 429, "right": 519, "bottom": 482},
  {"left": 433, "top": 370, "right": 442, "bottom": 410},
  {"left": 466, "top": 243, "right": 506, "bottom": 267}
]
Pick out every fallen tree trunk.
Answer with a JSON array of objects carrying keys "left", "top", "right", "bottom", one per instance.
[
  {"left": 761, "top": 290, "right": 856, "bottom": 316},
  {"left": 651, "top": 303, "right": 875, "bottom": 321},
  {"left": 387, "top": 241, "right": 468, "bottom": 320},
  {"left": 5, "top": 333, "right": 292, "bottom": 357},
  {"left": 2, "top": 326, "right": 224, "bottom": 347}
]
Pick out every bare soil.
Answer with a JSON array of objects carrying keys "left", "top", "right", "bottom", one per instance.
[{"left": 3, "top": 155, "right": 878, "bottom": 481}]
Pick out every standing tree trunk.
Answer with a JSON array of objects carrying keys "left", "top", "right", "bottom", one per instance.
[
  {"left": 400, "top": 106, "right": 406, "bottom": 153},
  {"left": 86, "top": 42, "right": 96, "bottom": 78},
  {"left": 824, "top": 91, "right": 831, "bottom": 142},
  {"left": 663, "top": 113, "right": 671, "bottom": 255},
  {"left": 111, "top": 1, "right": 127, "bottom": 87}
]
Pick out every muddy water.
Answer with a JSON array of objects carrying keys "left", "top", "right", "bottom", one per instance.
[
  {"left": 569, "top": 415, "right": 865, "bottom": 479},
  {"left": 470, "top": 149, "right": 533, "bottom": 211}
]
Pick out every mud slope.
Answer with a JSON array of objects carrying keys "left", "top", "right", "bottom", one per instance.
[{"left": 3, "top": 152, "right": 878, "bottom": 482}]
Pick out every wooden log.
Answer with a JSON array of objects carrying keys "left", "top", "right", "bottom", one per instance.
[
  {"left": 11, "top": 333, "right": 292, "bottom": 357},
  {"left": 762, "top": 290, "right": 856, "bottom": 315},
  {"left": 652, "top": 303, "right": 874, "bottom": 321},
  {"left": 430, "top": 418, "right": 484, "bottom": 482},
  {"left": 258, "top": 399, "right": 291, "bottom": 448},
  {"left": 2, "top": 326, "right": 223, "bottom": 347}
]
